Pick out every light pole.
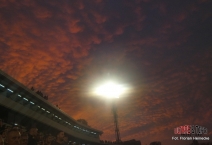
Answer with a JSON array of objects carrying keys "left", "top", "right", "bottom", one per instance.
[
  {"left": 112, "top": 101, "right": 121, "bottom": 143},
  {"left": 95, "top": 81, "right": 125, "bottom": 143}
]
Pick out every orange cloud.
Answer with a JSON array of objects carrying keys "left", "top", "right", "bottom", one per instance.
[{"left": 0, "top": 1, "right": 212, "bottom": 145}]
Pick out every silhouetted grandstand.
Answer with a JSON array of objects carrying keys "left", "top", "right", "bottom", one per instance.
[{"left": 0, "top": 69, "right": 103, "bottom": 144}]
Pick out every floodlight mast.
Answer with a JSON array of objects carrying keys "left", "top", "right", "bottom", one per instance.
[
  {"left": 112, "top": 102, "right": 121, "bottom": 143},
  {"left": 95, "top": 81, "right": 124, "bottom": 143}
]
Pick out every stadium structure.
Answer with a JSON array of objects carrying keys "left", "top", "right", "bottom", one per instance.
[{"left": 0, "top": 69, "right": 103, "bottom": 144}]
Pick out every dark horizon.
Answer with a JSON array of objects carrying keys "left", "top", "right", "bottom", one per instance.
[{"left": 0, "top": 0, "right": 212, "bottom": 145}]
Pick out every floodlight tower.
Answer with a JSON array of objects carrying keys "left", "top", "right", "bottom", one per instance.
[
  {"left": 112, "top": 101, "right": 121, "bottom": 143},
  {"left": 95, "top": 81, "right": 125, "bottom": 143}
]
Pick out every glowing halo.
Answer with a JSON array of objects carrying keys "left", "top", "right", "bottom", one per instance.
[{"left": 94, "top": 81, "right": 126, "bottom": 98}]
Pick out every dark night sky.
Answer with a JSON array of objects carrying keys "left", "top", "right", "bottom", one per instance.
[{"left": 0, "top": 0, "right": 212, "bottom": 145}]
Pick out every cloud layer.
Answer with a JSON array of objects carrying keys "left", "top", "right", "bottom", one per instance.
[{"left": 0, "top": 0, "right": 212, "bottom": 145}]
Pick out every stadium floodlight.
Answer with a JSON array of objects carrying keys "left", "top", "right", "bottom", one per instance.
[
  {"left": 95, "top": 81, "right": 126, "bottom": 98},
  {"left": 94, "top": 81, "right": 125, "bottom": 143}
]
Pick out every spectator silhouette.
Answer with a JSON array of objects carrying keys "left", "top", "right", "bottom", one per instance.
[
  {"left": 5, "top": 128, "right": 21, "bottom": 145},
  {"left": 27, "top": 126, "right": 38, "bottom": 145},
  {"left": 52, "top": 131, "right": 64, "bottom": 145},
  {"left": 21, "top": 132, "right": 28, "bottom": 145},
  {"left": 44, "top": 134, "right": 52, "bottom": 145}
]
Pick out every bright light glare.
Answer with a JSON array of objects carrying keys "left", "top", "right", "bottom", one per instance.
[{"left": 95, "top": 81, "right": 125, "bottom": 98}]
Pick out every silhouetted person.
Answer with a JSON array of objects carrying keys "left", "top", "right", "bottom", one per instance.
[
  {"left": 44, "top": 134, "right": 52, "bottom": 145},
  {"left": 21, "top": 132, "right": 28, "bottom": 145},
  {"left": 63, "top": 136, "right": 69, "bottom": 145},
  {"left": 28, "top": 126, "right": 38, "bottom": 145},
  {"left": 52, "top": 131, "right": 64, "bottom": 145},
  {"left": 40, "top": 92, "right": 43, "bottom": 97},
  {"left": 5, "top": 129, "right": 21, "bottom": 145}
]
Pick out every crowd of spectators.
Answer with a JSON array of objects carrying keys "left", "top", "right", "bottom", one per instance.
[
  {"left": 0, "top": 119, "right": 72, "bottom": 145},
  {"left": 31, "top": 87, "right": 60, "bottom": 110},
  {"left": 31, "top": 87, "right": 49, "bottom": 100},
  {"left": 30, "top": 87, "right": 62, "bottom": 110}
]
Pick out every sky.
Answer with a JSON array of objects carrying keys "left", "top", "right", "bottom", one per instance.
[{"left": 0, "top": 0, "right": 212, "bottom": 145}]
